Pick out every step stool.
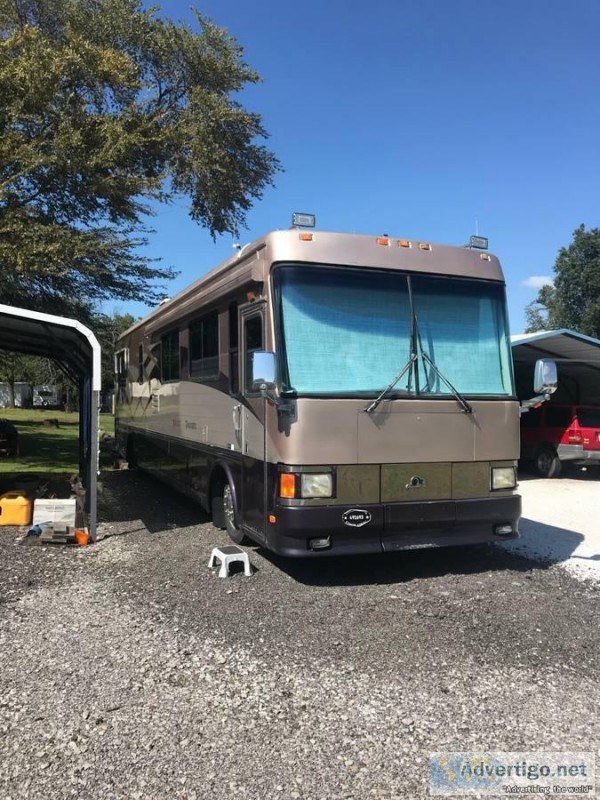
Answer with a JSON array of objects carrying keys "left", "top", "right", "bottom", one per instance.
[{"left": 208, "top": 545, "right": 252, "bottom": 578}]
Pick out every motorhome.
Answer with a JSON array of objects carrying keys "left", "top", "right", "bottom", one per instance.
[{"left": 115, "top": 223, "right": 555, "bottom": 556}]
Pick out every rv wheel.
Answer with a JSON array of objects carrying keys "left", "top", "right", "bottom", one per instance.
[
  {"left": 223, "top": 483, "right": 249, "bottom": 545},
  {"left": 534, "top": 446, "right": 562, "bottom": 478}
]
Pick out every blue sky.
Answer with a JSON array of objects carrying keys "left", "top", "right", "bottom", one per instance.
[{"left": 117, "top": 0, "right": 600, "bottom": 333}]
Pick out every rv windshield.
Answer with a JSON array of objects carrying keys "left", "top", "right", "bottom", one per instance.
[{"left": 274, "top": 265, "right": 514, "bottom": 397}]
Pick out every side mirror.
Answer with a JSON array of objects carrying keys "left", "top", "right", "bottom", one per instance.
[
  {"left": 251, "top": 350, "right": 277, "bottom": 393},
  {"left": 533, "top": 359, "right": 557, "bottom": 395}
]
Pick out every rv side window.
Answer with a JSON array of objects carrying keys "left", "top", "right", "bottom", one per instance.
[
  {"left": 244, "top": 315, "right": 263, "bottom": 394},
  {"left": 161, "top": 330, "right": 180, "bottom": 382},
  {"left": 189, "top": 312, "right": 219, "bottom": 380},
  {"left": 115, "top": 348, "right": 129, "bottom": 382}
]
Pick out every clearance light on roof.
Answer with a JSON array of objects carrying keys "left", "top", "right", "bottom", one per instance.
[
  {"left": 299, "top": 232, "right": 314, "bottom": 241},
  {"left": 480, "top": 253, "right": 492, "bottom": 262},
  {"left": 419, "top": 242, "right": 432, "bottom": 251},
  {"left": 376, "top": 237, "right": 390, "bottom": 246},
  {"left": 397, "top": 239, "right": 411, "bottom": 248}
]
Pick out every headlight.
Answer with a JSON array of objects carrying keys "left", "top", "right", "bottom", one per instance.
[
  {"left": 491, "top": 466, "right": 517, "bottom": 491},
  {"left": 300, "top": 473, "right": 333, "bottom": 498}
]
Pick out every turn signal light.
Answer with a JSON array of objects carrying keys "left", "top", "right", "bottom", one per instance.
[
  {"left": 567, "top": 429, "right": 582, "bottom": 444},
  {"left": 280, "top": 473, "right": 296, "bottom": 498}
]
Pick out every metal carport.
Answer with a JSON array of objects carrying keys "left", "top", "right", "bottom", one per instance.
[
  {"left": 511, "top": 329, "right": 600, "bottom": 404},
  {"left": 0, "top": 304, "right": 101, "bottom": 541}
]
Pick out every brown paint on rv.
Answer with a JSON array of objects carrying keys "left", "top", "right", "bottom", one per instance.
[{"left": 115, "top": 228, "right": 519, "bottom": 557}]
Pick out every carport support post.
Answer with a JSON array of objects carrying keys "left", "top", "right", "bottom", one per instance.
[
  {"left": 78, "top": 374, "right": 99, "bottom": 543},
  {"left": 88, "top": 389, "right": 99, "bottom": 542}
]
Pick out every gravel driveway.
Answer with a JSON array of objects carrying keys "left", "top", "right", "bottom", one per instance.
[{"left": 1, "top": 469, "right": 598, "bottom": 799}]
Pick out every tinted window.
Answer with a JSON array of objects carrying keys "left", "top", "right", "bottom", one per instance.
[
  {"left": 577, "top": 408, "right": 600, "bottom": 428},
  {"left": 161, "top": 330, "right": 180, "bottom": 382},
  {"left": 545, "top": 406, "right": 572, "bottom": 427},
  {"left": 245, "top": 315, "right": 263, "bottom": 393},
  {"left": 189, "top": 312, "right": 219, "bottom": 379}
]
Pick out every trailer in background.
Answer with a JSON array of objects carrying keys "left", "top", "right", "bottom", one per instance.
[
  {"left": 33, "top": 384, "right": 60, "bottom": 408},
  {"left": 0, "top": 382, "right": 32, "bottom": 408}
]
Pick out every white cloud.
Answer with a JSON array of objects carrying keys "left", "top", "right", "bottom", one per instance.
[{"left": 521, "top": 275, "right": 554, "bottom": 289}]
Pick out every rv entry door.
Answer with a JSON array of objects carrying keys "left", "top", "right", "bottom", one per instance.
[{"left": 240, "top": 307, "right": 267, "bottom": 535}]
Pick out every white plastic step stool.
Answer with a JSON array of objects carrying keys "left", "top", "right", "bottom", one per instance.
[{"left": 208, "top": 545, "right": 252, "bottom": 578}]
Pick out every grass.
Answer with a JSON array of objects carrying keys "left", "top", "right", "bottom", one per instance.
[{"left": 0, "top": 409, "right": 114, "bottom": 477}]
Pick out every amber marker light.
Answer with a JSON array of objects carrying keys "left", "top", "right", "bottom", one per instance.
[
  {"left": 280, "top": 473, "right": 296, "bottom": 498},
  {"left": 418, "top": 242, "right": 432, "bottom": 251},
  {"left": 268, "top": 514, "right": 277, "bottom": 524},
  {"left": 376, "top": 237, "right": 390, "bottom": 246},
  {"left": 299, "top": 232, "right": 314, "bottom": 241},
  {"left": 397, "top": 239, "right": 411, "bottom": 248}
]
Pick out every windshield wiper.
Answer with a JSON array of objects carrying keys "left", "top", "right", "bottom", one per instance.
[
  {"left": 364, "top": 275, "right": 473, "bottom": 415},
  {"left": 363, "top": 353, "right": 417, "bottom": 414}
]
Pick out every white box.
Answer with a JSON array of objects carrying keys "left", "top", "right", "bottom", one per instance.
[{"left": 33, "top": 498, "right": 77, "bottom": 531}]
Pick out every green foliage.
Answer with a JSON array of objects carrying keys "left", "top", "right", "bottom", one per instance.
[
  {"left": 0, "top": 0, "right": 281, "bottom": 316},
  {"left": 525, "top": 225, "right": 600, "bottom": 338},
  {"left": 0, "top": 349, "right": 72, "bottom": 407},
  {"left": 91, "top": 310, "right": 136, "bottom": 389}
]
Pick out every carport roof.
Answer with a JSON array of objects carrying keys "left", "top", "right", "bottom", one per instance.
[
  {"left": 511, "top": 329, "right": 600, "bottom": 365},
  {"left": 0, "top": 304, "right": 101, "bottom": 388},
  {"left": 511, "top": 329, "right": 600, "bottom": 403}
]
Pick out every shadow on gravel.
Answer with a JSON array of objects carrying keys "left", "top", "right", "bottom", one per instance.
[
  {"left": 507, "top": 517, "right": 592, "bottom": 566},
  {"left": 259, "top": 544, "right": 549, "bottom": 587},
  {"left": 98, "top": 469, "right": 210, "bottom": 533},
  {"left": 97, "top": 470, "right": 593, "bottom": 586}
]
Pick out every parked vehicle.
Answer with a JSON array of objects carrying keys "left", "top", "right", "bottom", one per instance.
[
  {"left": 33, "top": 385, "right": 60, "bottom": 408},
  {"left": 115, "top": 222, "right": 555, "bottom": 556},
  {"left": 520, "top": 403, "right": 600, "bottom": 477}
]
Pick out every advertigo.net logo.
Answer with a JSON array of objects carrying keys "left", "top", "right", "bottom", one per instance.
[{"left": 429, "top": 751, "right": 596, "bottom": 796}]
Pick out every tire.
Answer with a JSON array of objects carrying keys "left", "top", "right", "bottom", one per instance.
[
  {"left": 534, "top": 446, "right": 562, "bottom": 478},
  {"left": 222, "top": 482, "right": 249, "bottom": 545}
]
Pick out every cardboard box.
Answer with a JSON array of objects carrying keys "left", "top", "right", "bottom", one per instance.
[{"left": 33, "top": 498, "right": 77, "bottom": 532}]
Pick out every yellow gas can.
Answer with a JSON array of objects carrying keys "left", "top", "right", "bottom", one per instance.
[{"left": 0, "top": 490, "right": 33, "bottom": 526}]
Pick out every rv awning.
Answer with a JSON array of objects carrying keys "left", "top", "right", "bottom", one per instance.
[
  {"left": 0, "top": 304, "right": 101, "bottom": 540},
  {"left": 511, "top": 329, "right": 600, "bottom": 405}
]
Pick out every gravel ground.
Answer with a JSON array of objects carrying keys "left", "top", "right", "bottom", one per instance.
[
  {"left": 0, "top": 469, "right": 599, "bottom": 800},
  {"left": 502, "top": 468, "right": 600, "bottom": 585}
]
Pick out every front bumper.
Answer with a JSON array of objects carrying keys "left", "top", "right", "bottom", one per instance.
[{"left": 268, "top": 494, "right": 521, "bottom": 557}]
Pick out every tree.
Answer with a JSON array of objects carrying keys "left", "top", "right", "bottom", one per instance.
[
  {"left": 92, "top": 310, "right": 136, "bottom": 392},
  {"left": 0, "top": 0, "right": 281, "bottom": 317},
  {"left": 525, "top": 225, "right": 600, "bottom": 338},
  {"left": 0, "top": 349, "right": 54, "bottom": 406}
]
